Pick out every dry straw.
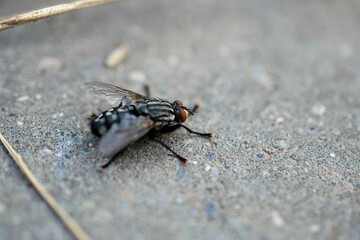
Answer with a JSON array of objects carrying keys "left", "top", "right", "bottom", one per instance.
[
  {"left": 0, "top": 133, "right": 92, "bottom": 240},
  {"left": 0, "top": 0, "right": 116, "bottom": 32},
  {"left": 0, "top": 1, "right": 123, "bottom": 238}
]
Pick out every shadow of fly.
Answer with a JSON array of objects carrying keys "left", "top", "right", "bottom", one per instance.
[{"left": 82, "top": 82, "right": 214, "bottom": 168}]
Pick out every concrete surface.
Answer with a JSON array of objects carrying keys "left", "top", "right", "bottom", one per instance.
[{"left": 0, "top": 0, "right": 359, "bottom": 239}]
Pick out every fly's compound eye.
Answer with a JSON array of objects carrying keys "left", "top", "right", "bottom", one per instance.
[
  {"left": 175, "top": 100, "right": 183, "bottom": 105},
  {"left": 179, "top": 109, "right": 188, "bottom": 123},
  {"left": 173, "top": 100, "right": 187, "bottom": 123}
]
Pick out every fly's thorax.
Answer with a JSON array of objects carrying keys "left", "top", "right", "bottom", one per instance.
[{"left": 145, "top": 100, "right": 175, "bottom": 122}]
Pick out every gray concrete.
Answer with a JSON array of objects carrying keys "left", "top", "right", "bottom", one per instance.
[{"left": 0, "top": 0, "right": 359, "bottom": 239}]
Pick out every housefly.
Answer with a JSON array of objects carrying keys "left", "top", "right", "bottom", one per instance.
[{"left": 82, "top": 82, "right": 213, "bottom": 167}]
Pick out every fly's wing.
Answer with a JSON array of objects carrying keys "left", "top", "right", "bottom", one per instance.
[
  {"left": 98, "top": 114, "right": 157, "bottom": 158},
  {"left": 82, "top": 82, "right": 149, "bottom": 107}
]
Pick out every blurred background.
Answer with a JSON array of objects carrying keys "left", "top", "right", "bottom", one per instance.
[{"left": 0, "top": 0, "right": 359, "bottom": 239}]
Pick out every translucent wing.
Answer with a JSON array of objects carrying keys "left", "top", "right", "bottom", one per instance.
[
  {"left": 82, "top": 82, "right": 149, "bottom": 107},
  {"left": 98, "top": 114, "right": 157, "bottom": 158}
]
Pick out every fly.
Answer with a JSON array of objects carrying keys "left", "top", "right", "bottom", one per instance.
[{"left": 82, "top": 82, "right": 214, "bottom": 168}]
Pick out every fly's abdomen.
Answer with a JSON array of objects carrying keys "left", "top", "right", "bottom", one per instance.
[{"left": 91, "top": 108, "right": 125, "bottom": 136}]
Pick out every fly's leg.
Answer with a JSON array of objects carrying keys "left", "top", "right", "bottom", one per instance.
[
  {"left": 191, "top": 104, "right": 200, "bottom": 114},
  {"left": 150, "top": 137, "right": 188, "bottom": 164},
  {"left": 159, "top": 124, "right": 182, "bottom": 133},
  {"left": 188, "top": 104, "right": 214, "bottom": 138},
  {"left": 160, "top": 124, "right": 214, "bottom": 138},
  {"left": 144, "top": 83, "right": 150, "bottom": 98},
  {"left": 180, "top": 125, "right": 214, "bottom": 138}
]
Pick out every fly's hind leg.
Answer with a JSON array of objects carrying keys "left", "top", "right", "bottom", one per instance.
[
  {"left": 149, "top": 130, "right": 187, "bottom": 163},
  {"left": 150, "top": 137, "right": 188, "bottom": 164}
]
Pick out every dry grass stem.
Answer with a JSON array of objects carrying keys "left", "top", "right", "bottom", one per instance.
[
  {"left": 105, "top": 43, "right": 129, "bottom": 68},
  {"left": 0, "top": 0, "right": 116, "bottom": 32},
  {"left": 0, "top": 133, "right": 92, "bottom": 240}
]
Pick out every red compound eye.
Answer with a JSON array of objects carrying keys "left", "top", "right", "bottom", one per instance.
[
  {"left": 179, "top": 109, "right": 188, "bottom": 123},
  {"left": 175, "top": 100, "right": 183, "bottom": 105}
]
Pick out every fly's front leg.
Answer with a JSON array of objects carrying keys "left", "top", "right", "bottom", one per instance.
[
  {"left": 180, "top": 125, "right": 214, "bottom": 138},
  {"left": 191, "top": 104, "right": 201, "bottom": 114},
  {"left": 187, "top": 104, "right": 214, "bottom": 138},
  {"left": 159, "top": 124, "right": 182, "bottom": 133},
  {"left": 160, "top": 124, "right": 214, "bottom": 138}
]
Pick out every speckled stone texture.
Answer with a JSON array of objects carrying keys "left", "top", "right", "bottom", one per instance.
[{"left": 0, "top": 0, "right": 359, "bottom": 239}]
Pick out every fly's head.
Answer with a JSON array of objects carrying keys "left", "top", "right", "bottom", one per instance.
[{"left": 172, "top": 100, "right": 193, "bottom": 123}]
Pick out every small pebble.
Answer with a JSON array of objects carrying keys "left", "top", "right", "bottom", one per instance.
[
  {"left": 81, "top": 147, "right": 89, "bottom": 153},
  {"left": 205, "top": 152, "right": 216, "bottom": 161},
  {"left": 17, "top": 95, "right": 29, "bottom": 102},
  {"left": 312, "top": 104, "right": 326, "bottom": 116},
  {"left": 35, "top": 94, "right": 42, "bottom": 100},
  {"left": 271, "top": 211, "right": 285, "bottom": 228},
  {"left": 309, "top": 224, "right": 320, "bottom": 233},
  {"left": 297, "top": 128, "right": 304, "bottom": 134},
  {"left": 41, "top": 148, "right": 53, "bottom": 155},
  {"left": 205, "top": 164, "right": 211, "bottom": 171},
  {"left": 17, "top": 121, "right": 23, "bottom": 126},
  {"left": 257, "top": 153, "right": 264, "bottom": 158},
  {"left": 130, "top": 71, "right": 146, "bottom": 83},
  {"left": 330, "top": 153, "right": 336, "bottom": 158},
  {"left": 276, "top": 117, "right": 284, "bottom": 123},
  {"left": 37, "top": 57, "right": 62, "bottom": 73},
  {"left": 278, "top": 140, "right": 288, "bottom": 149}
]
